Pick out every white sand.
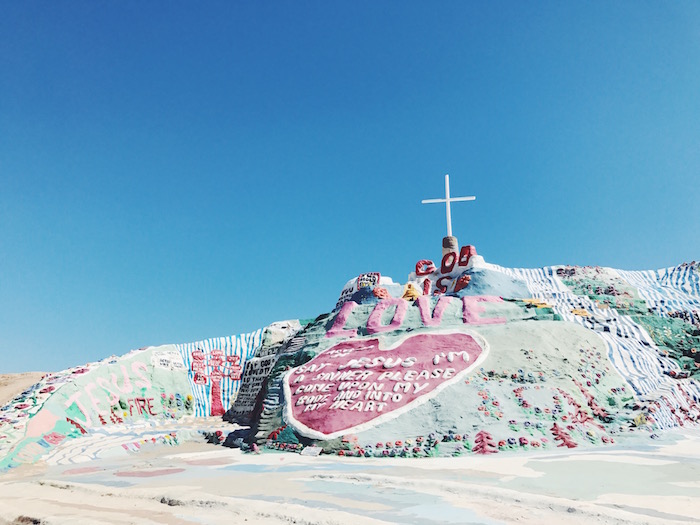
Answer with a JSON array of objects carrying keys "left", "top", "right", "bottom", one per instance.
[{"left": 1, "top": 432, "right": 699, "bottom": 525}]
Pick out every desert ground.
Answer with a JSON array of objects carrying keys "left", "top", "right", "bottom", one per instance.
[{"left": 2, "top": 433, "right": 700, "bottom": 525}]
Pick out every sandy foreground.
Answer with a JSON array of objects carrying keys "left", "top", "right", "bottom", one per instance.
[
  {"left": 1, "top": 431, "right": 700, "bottom": 525},
  {"left": 2, "top": 375, "right": 700, "bottom": 525}
]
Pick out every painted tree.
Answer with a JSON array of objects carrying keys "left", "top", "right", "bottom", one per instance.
[
  {"left": 191, "top": 348, "right": 242, "bottom": 417},
  {"left": 209, "top": 368, "right": 225, "bottom": 416},
  {"left": 472, "top": 430, "right": 498, "bottom": 454},
  {"left": 550, "top": 423, "right": 577, "bottom": 448},
  {"left": 209, "top": 352, "right": 242, "bottom": 416}
]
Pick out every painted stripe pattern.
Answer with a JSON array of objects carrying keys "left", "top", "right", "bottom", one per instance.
[
  {"left": 491, "top": 263, "right": 700, "bottom": 429},
  {"left": 617, "top": 265, "right": 700, "bottom": 318},
  {"left": 176, "top": 330, "right": 263, "bottom": 417}
]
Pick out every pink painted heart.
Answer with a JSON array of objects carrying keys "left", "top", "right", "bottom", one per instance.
[{"left": 283, "top": 331, "right": 487, "bottom": 439}]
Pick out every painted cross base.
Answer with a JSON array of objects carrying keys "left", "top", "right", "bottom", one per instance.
[{"left": 443, "top": 236, "right": 458, "bottom": 257}]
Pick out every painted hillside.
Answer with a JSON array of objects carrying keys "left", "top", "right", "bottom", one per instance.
[
  {"left": 2, "top": 243, "right": 699, "bottom": 470},
  {"left": 231, "top": 245, "right": 700, "bottom": 457}
]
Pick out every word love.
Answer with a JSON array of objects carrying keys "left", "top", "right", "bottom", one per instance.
[
  {"left": 326, "top": 295, "right": 505, "bottom": 339},
  {"left": 284, "top": 332, "right": 487, "bottom": 439}
]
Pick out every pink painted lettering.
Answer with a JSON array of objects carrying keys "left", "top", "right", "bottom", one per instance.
[
  {"left": 132, "top": 361, "right": 152, "bottom": 389},
  {"left": 367, "top": 298, "right": 408, "bottom": 334},
  {"left": 113, "top": 366, "right": 133, "bottom": 394},
  {"left": 416, "top": 296, "right": 453, "bottom": 327},
  {"left": 326, "top": 301, "right": 359, "bottom": 338},
  {"left": 462, "top": 296, "right": 506, "bottom": 325}
]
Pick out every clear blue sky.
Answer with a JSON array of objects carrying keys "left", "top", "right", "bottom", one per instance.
[{"left": 1, "top": 2, "right": 699, "bottom": 373}]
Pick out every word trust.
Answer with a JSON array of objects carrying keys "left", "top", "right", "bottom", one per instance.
[{"left": 326, "top": 295, "right": 505, "bottom": 339}]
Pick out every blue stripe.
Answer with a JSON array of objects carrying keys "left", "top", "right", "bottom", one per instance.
[
  {"left": 487, "top": 263, "right": 699, "bottom": 430},
  {"left": 176, "top": 329, "right": 263, "bottom": 417}
]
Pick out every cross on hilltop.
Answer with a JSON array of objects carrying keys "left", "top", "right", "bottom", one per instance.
[{"left": 421, "top": 174, "right": 475, "bottom": 238}]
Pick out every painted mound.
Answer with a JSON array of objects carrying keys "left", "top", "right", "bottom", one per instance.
[
  {"left": 0, "top": 332, "right": 267, "bottom": 471},
  {"left": 232, "top": 246, "right": 700, "bottom": 457},
  {"left": 2, "top": 244, "right": 699, "bottom": 469}
]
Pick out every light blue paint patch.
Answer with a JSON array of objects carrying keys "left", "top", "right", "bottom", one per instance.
[
  {"left": 302, "top": 479, "right": 504, "bottom": 525},
  {"left": 458, "top": 268, "right": 530, "bottom": 298},
  {"left": 398, "top": 502, "right": 504, "bottom": 525}
]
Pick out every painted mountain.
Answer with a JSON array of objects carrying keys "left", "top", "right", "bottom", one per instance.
[{"left": 2, "top": 244, "right": 699, "bottom": 469}]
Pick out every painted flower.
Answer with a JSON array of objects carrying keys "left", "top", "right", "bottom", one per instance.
[{"left": 373, "top": 287, "right": 390, "bottom": 299}]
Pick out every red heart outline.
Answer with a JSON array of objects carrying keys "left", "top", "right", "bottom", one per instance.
[{"left": 283, "top": 329, "right": 489, "bottom": 439}]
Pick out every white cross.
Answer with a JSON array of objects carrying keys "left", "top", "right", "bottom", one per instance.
[{"left": 421, "top": 174, "right": 476, "bottom": 237}]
